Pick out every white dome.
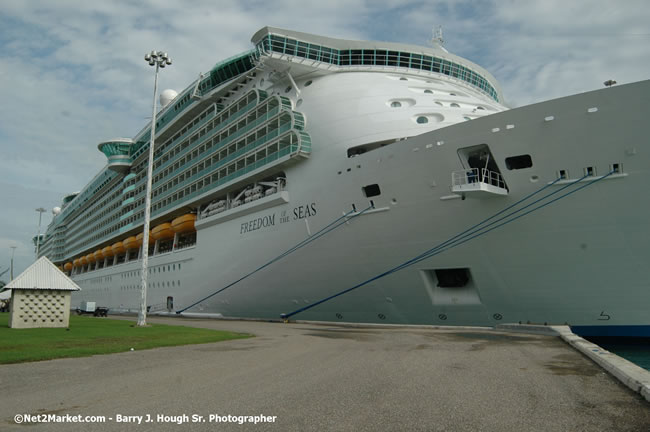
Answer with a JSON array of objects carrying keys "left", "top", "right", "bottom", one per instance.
[
  {"left": 160, "top": 89, "right": 178, "bottom": 107},
  {"left": 52, "top": 207, "right": 62, "bottom": 215}
]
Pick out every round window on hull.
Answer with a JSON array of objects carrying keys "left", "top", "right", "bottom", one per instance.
[{"left": 412, "top": 113, "right": 444, "bottom": 124}]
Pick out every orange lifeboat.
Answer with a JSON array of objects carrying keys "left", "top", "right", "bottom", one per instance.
[
  {"left": 86, "top": 253, "right": 96, "bottom": 264},
  {"left": 73, "top": 259, "right": 80, "bottom": 267},
  {"left": 111, "top": 242, "right": 124, "bottom": 255},
  {"left": 152, "top": 223, "right": 174, "bottom": 240},
  {"left": 172, "top": 213, "right": 196, "bottom": 233},
  {"left": 136, "top": 231, "right": 154, "bottom": 246},
  {"left": 94, "top": 249, "right": 104, "bottom": 261},
  {"left": 123, "top": 236, "right": 138, "bottom": 250},
  {"left": 64, "top": 262, "right": 73, "bottom": 271},
  {"left": 80, "top": 256, "right": 88, "bottom": 266},
  {"left": 102, "top": 246, "right": 114, "bottom": 258}
]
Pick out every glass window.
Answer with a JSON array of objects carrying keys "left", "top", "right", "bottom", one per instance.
[
  {"left": 375, "top": 50, "right": 387, "bottom": 66},
  {"left": 416, "top": 116, "right": 428, "bottom": 124},
  {"left": 391, "top": 101, "right": 402, "bottom": 108}
]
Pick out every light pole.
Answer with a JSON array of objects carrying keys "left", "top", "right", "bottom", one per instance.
[
  {"left": 35, "top": 207, "right": 46, "bottom": 259},
  {"left": 138, "top": 50, "right": 172, "bottom": 327},
  {"left": 10, "top": 246, "right": 16, "bottom": 280}
]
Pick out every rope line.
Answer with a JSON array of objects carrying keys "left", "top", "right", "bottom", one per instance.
[
  {"left": 282, "top": 172, "right": 613, "bottom": 320},
  {"left": 178, "top": 204, "right": 374, "bottom": 313}
]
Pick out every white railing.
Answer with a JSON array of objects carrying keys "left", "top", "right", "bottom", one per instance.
[{"left": 452, "top": 168, "right": 506, "bottom": 189}]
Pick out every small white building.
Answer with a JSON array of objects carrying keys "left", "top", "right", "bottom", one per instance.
[{"left": 2, "top": 257, "right": 81, "bottom": 329}]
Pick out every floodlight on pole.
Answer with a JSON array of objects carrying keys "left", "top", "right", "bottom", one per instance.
[
  {"left": 35, "top": 207, "right": 46, "bottom": 260},
  {"left": 138, "top": 50, "right": 172, "bottom": 327}
]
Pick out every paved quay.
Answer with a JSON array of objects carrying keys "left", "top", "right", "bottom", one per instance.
[{"left": 1, "top": 317, "right": 649, "bottom": 432}]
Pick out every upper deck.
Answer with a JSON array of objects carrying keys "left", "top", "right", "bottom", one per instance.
[{"left": 252, "top": 27, "right": 502, "bottom": 103}]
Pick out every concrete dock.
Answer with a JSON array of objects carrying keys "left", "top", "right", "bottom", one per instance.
[{"left": 1, "top": 317, "right": 648, "bottom": 431}]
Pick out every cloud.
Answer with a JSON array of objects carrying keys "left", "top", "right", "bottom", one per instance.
[{"left": 1, "top": 0, "right": 648, "bottom": 275}]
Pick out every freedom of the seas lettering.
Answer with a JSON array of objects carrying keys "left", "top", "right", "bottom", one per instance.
[{"left": 240, "top": 203, "right": 316, "bottom": 234}]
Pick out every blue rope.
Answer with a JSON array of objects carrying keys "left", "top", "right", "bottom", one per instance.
[
  {"left": 403, "top": 171, "right": 614, "bottom": 268},
  {"left": 178, "top": 204, "right": 374, "bottom": 313},
  {"left": 387, "top": 174, "right": 584, "bottom": 275},
  {"left": 282, "top": 172, "right": 613, "bottom": 320}
]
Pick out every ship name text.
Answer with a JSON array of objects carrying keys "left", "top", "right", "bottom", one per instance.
[{"left": 240, "top": 203, "right": 317, "bottom": 235}]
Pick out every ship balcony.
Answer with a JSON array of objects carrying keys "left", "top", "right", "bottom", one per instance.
[
  {"left": 98, "top": 139, "right": 135, "bottom": 173},
  {"left": 451, "top": 168, "right": 508, "bottom": 197}
]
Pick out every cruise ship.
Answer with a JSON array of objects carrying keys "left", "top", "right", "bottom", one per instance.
[{"left": 36, "top": 27, "right": 650, "bottom": 337}]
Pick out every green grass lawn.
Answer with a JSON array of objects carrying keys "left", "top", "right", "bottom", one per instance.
[{"left": 0, "top": 314, "right": 252, "bottom": 364}]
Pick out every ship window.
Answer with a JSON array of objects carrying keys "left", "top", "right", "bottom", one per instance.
[
  {"left": 391, "top": 101, "right": 402, "bottom": 108},
  {"left": 362, "top": 184, "right": 381, "bottom": 197},
  {"left": 505, "top": 155, "right": 533, "bottom": 170},
  {"left": 610, "top": 163, "right": 621, "bottom": 173},
  {"left": 424, "top": 90, "right": 433, "bottom": 94},
  {"left": 416, "top": 116, "right": 428, "bottom": 124},
  {"left": 450, "top": 103, "right": 460, "bottom": 108},
  {"left": 585, "top": 166, "right": 595, "bottom": 176}
]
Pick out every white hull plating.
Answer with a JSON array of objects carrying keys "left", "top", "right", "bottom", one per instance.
[{"left": 73, "top": 78, "right": 650, "bottom": 337}]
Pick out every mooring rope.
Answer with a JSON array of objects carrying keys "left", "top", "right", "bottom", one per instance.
[
  {"left": 281, "top": 171, "right": 614, "bottom": 320},
  {"left": 178, "top": 204, "right": 374, "bottom": 313}
]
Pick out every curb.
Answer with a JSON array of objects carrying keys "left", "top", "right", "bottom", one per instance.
[{"left": 496, "top": 324, "right": 650, "bottom": 402}]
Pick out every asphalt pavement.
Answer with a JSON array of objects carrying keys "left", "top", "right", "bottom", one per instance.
[{"left": 1, "top": 316, "right": 648, "bottom": 431}]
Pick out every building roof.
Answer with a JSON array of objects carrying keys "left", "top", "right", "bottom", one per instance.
[{"left": 3, "top": 257, "right": 81, "bottom": 291}]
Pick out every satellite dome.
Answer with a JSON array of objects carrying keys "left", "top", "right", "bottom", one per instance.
[
  {"left": 52, "top": 207, "right": 62, "bottom": 215},
  {"left": 160, "top": 89, "right": 178, "bottom": 107}
]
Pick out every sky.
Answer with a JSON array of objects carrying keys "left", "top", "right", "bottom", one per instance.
[{"left": 0, "top": 0, "right": 649, "bottom": 279}]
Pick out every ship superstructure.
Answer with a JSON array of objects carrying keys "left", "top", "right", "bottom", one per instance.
[{"left": 36, "top": 27, "right": 650, "bottom": 337}]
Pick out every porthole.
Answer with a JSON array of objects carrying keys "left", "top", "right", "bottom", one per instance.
[
  {"left": 505, "top": 154, "right": 533, "bottom": 170},
  {"left": 285, "top": 86, "right": 292, "bottom": 93},
  {"left": 399, "top": 77, "right": 408, "bottom": 81},
  {"left": 304, "top": 80, "right": 312, "bottom": 87},
  {"left": 416, "top": 116, "right": 429, "bottom": 124},
  {"left": 296, "top": 99, "right": 303, "bottom": 107},
  {"left": 450, "top": 103, "right": 460, "bottom": 108},
  {"left": 362, "top": 184, "right": 381, "bottom": 197},
  {"left": 435, "top": 101, "right": 443, "bottom": 106},
  {"left": 424, "top": 89, "right": 433, "bottom": 94},
  {"left": 391, "top": 101, "right": 402, "bottom": 108},
  {"left": 476, "top": 106, "right": 485, "bottom": 110}
]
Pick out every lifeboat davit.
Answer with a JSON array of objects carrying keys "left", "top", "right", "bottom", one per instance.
[
  {"left": 64, "top": 262, "right": 73, "bottom": 271},
  {"left": 94, "top": 249, "right": 104, "bottom": 261},
  {"left": 86, "top": 253, "right": 96, "bottom": 264},
  {"left": 152, "top": 223, "right": 174, "bottom": 240},
  {"left": 136, "top": 231, "right": 155, "bottom": 246},
  {"left": 80, "top": 256, "right": 88, "bottom": 266},
  {"left": 172, "top": 213, "right": 196, "bottom": 233},
  {"left": 111, "top": 242, "right": 125, "bottom": 255},
  {"left": 123, "top": 236, "right": 139, "bottom": 249},
  {"left": 103, "top": 246, "right": 115, "bottom": 258}
]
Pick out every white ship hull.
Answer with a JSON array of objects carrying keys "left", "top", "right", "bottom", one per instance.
[{"left": 72, "top": 77, "right": 650, "bottom": 337}]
